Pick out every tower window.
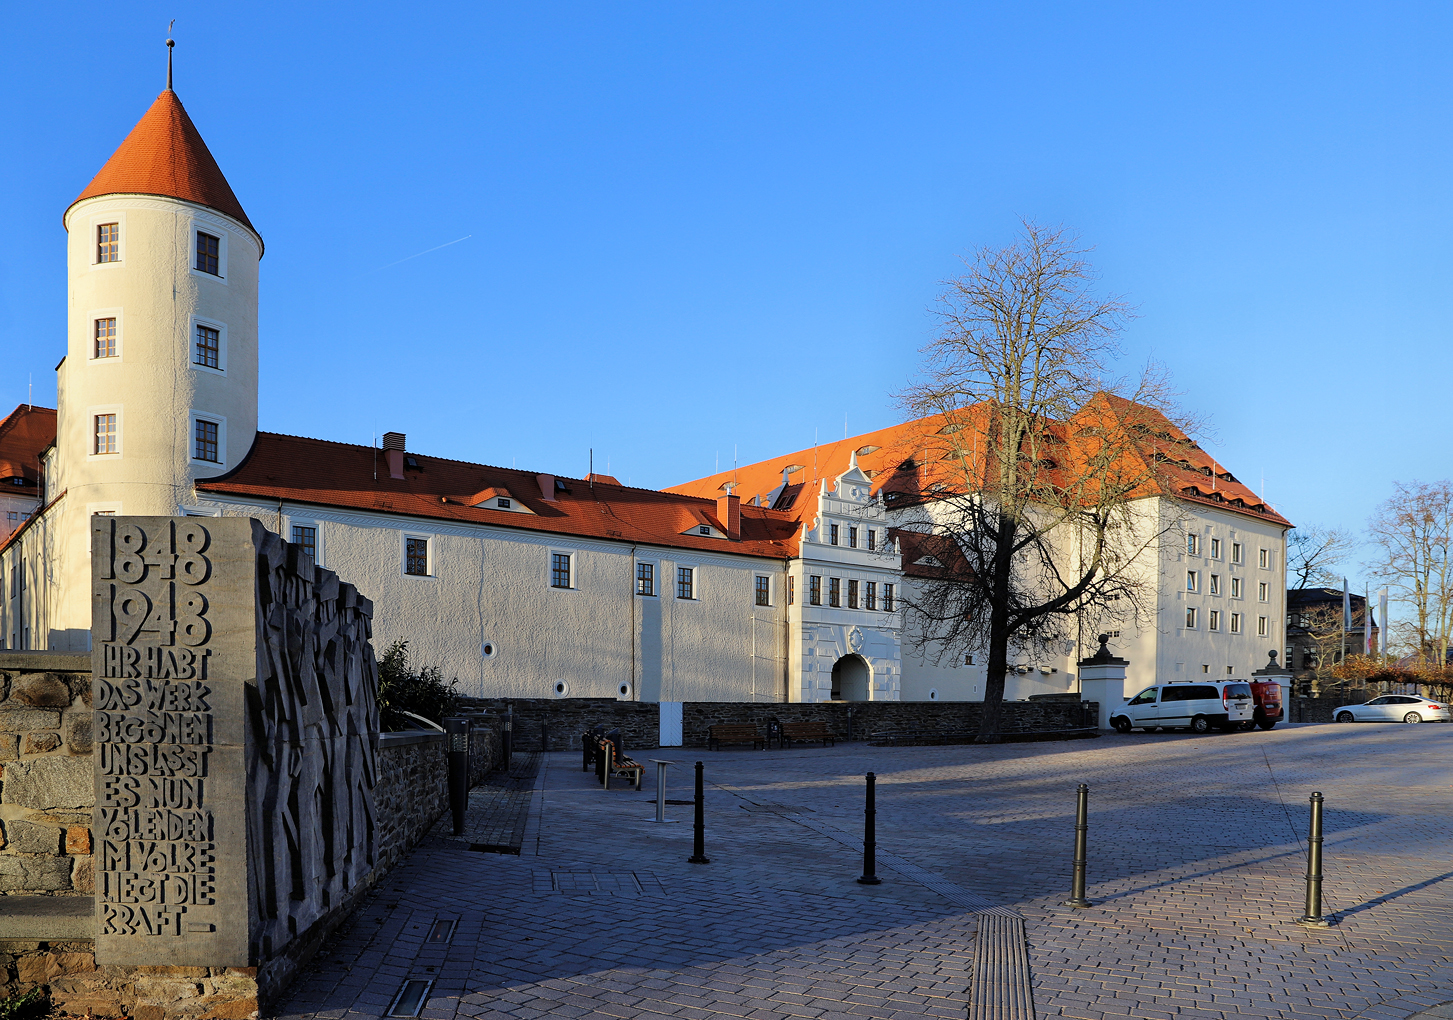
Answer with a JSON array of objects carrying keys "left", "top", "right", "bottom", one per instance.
[
  {"left": 97, "top": 223, "right": 119, "bottom": 263},
  {"left": 93, "top": 414, "right": 117, "bottom": 455},
  {"left": 94, "top": 318, "right": 117, "bottom": 358},
  {"left": 196, "top": 232, "right": 220, "bottom": 275},
  {"left": 194, "top": 419, "right": 219, "bottom": 462},
  {"left": 406, "top": 538, "right": 430, "bottom": 576},
  {"left": 195, "top": 325, "right": 220, "bottom": 369},
  {"left": 291, "top": 525, "right": 317, "bottom": 559}
]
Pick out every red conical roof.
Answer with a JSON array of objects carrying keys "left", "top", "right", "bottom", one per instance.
[{"left": 68, "top": 89, "right": 257, "bottom": 238}]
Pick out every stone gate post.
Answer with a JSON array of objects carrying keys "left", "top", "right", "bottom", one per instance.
[{"left": 1077, "top": 634, "right": 1130, "bottom": 731}]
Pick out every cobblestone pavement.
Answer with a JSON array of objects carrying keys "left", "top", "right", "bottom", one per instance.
[
  {"left": 275, "top": 723, "right": 1453, "bottom": 1020},
  {"left": 435, "top": 754, "right": 542, "bottom": 851}
]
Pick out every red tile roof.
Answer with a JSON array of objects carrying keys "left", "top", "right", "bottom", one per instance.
[
  {"left": 68, "top": 90, "right": 257, "bottom": 239},
  {"left": 0, "top": 405, "right": 56, "bottom": 486},
  {"left": 197, "top": 433, "right": 800, "bottom": 558}
]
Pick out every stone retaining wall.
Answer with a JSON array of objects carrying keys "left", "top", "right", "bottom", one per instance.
[
  {"left": 374, "top": 733, "right": 447, "bottom": 874},
  {"left": 461, "top": 698, "right": 660, "bottom": 753}
]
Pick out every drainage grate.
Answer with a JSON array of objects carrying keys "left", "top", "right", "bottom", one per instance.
[
  {"left": 426, "top": 920, "right": 456, "bottom": 944},
  {"left": 664, "top": 799, "right": 695, "bottom": 805},
  {"left": 388, "top": 979, "right": 434, "bottom": 1017},
  {"left": 470, "top": 842, "right": 522, "bottom": 855}
]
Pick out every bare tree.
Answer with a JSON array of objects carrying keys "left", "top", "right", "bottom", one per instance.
[
  {"left": 1287, "top": 524, "right": 1355, "bottom": 590},
  {"left": 893, "top": 221, "right": 1193, "bottom": 741},
  {"left": 1369, "top": 480, "right": 1453, "bottom": 667}
]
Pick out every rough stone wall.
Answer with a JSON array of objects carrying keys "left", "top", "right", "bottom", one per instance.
[
  {"left": 1289, "top": 694, "right": 1374, "bottom": 724},
  {"left": 0, "top": 659, "right": 95, "bottom": 897},
  {"left": 0, "top": 950, "right": 261, "bottom": 1020},
  {"left": 680, "top": 700, "right": 1096, "bottom": 746},
  {"left": 461, "top": 698, "right": 660, "bottom": 753},
  {"left": 373, "top": 735, "right": 446, "bottom": 874}
]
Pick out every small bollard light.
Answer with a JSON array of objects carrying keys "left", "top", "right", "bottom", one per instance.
[
  {"left": 503, "top": 706, "right": 514, "bottom": 764},
  {"left": 688, "top": 761, "right": 711, "bottom": 863},
  {"left": 541, "top": 718, "right": 550, "bottom": 753},
  {"left": 1063, "top": 783, "right": 1092, "bottom": 908},
  {"left": 444, "top": 718, "right": 470, "bottom": 837},
  {"left": 857, "top": 771, "right": 882, "bottom": 885},
  {"left": 1296, "top": 791, "right": 1331, "bottom": 927}
]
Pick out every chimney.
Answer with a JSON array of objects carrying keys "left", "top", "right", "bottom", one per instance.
[
  {"left": 717, "top": 486, "right": 741, "bottom": 541},
  {"left": 382, "top": 432, "right": 406, "bottom": 480},
  {"left": 537, "top": 473, "right": 556, "bottom": 501}
]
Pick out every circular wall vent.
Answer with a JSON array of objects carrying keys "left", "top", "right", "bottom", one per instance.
[
  {"left": 617, "top": 681, "right": 633, "bottom": 700},
  {"left": 481, "top": 641, "right": 496, "bottom": 658},
  {"left": 553, "top": 680, "right": 570, "bottom": 698}
]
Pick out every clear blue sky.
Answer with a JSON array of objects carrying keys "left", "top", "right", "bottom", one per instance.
[{"left": 2, "top": 3, "right": 1449, "bottom": 586}]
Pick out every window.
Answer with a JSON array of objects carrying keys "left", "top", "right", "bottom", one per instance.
[
  {"left": 1231, "top": 577, "right": 1243, "bottom": 598},
  {"left": 829, "top": 577, "right": 841, "bottom": 607},
  {"left": 698, "top": 526, "right": 710, "bottom": 536},
  {"left": 866, "top": 581, "right": 877, "bottom": 610},
  {"left": 1186, "top": 570, "right": 1198, "bottom": 592},
  {"left": 195, "top": 325, "right": 220, "bottom": 369},
  {"left": 291, "top": 525, "right": 317, "bottom": 559},
  {"left": 848, "top": 579, "right": 859, "bottom": 608},
  {"left": 1258, "top": 582, "right": 1269, "bottom": 602},
  {"left": 788, "top": 576, "right": 795, "bottom": 605},
  {"left": 677, "top": 566, "right": 694, "bottom": 600},
  {"left": 1209, "top": 610, "right": 1221, "bottom": 631},
  {"left": 867, "top": 529, "right": 876, "bottom": 551},
  {"left": 194, "top": 419, "right": 219, "bottom": 462},
  {"left": 405, "top": 538, "right": 429, "bottom": 576},
  {"left": 1259, "top": 548, "right": 1270, "bottom": 569},
  {"left": 196, "top": 232, "right": 220, "bottom": 275},
  {"left": 94, "top": 318, "right": 117, "bottom": 358},
  {"left": 830, "top": 524, "right": 839, "bottom": 546},
  {"left": 1232, "top": 542, "right": 1243, "bottom": 564},
  {"left": 965, "top": 654, "right": 975, "bottom": 665},
  {"left": 1187, "top": 534, "right": 1199, "bottom": 556},
  {"left": 551, "top": 553, "right": 571, "bottom": 589},
  {"left": 636, "top": 562, "right": 654, "bottom": 596},
  {"left": 97, "top": 223, "right": 119, "bottom": 263},
  {"left": 755, "top": 575, "right": 770, "bottom": 606},
  {"left": 849, "top": 527, "right": 858, "bottom": 549},
  {"left": 1185, "top": 607, "right": 1198, "bottom": 628},
  {"left": 1210, "top": 538, "right": 1221, "bottom": 559},
  {"left": 497, "top": 498, "right": 511, "bottom": 509},
  {"left": 1258, "top": 615, "right": 1269, "bottom": 637},
  {"left": 93, "top": 413, "right": 117, "bottom": 455},
  {"left": 809, "top": 575, "right": 822, "bottom": 605},
  {"left": 1209, "top": 574, "right": 1220, "bottom": 596},
  {"left": 1230, "top": 613, "right": 1241, "bottom": 633},
  {"left": 883, "top": 583, "right": 894, "bottom": 612}
]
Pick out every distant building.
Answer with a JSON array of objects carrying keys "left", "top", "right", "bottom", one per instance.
[
  {"left": 1286, "top": 587, "right": 1379, "bottom": 683},
  {"left": 0, "top": 405, "right": 51, "bottom": 542}
]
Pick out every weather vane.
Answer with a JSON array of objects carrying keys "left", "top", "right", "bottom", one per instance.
[{"left": 166, "top": 20, "right": 175, "bottom": 90}]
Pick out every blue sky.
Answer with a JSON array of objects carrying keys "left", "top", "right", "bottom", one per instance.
[{"left": 2, "top": 3, "right": 1450, "bottom": 587}]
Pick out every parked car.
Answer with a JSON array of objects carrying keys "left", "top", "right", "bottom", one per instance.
[
  {"left": 1333, "top": 695, "right": 1450, "bottom": 724},
  {"left": 1110, "top": 681, "right": 1255, "bottom": 734},
  {"left": 1248, "top": 680, "right": 1284, "bottom": 730}
]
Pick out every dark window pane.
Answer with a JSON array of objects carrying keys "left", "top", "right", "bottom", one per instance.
[
  {"left": 406, "top": 537, "right": 429, "bottom": 575},
  {"left": 809, "top": 575, "right": 821, "bottom": 606},
  {"left": 196, "top": 232, "right": 220, "bottom": 275},
  {"left": 291, "top": 525, "right": 317, "bottom": 559},
  {"left": 866, "top": 581, "right": 876, "bottom": 610},
  {"left": 883, "top": 583, "right": 894, "bottom": 612},
  {"left": 677, "top": 566, "right": 693, "bottom": 599},
  {"left": 847, "top": 579, "right": 859, "bottom": 609},
  {"left": 755, "top": 576, "right": 770, "bottom": 606},
  {"left": 195, "top": 325, "right": 220, "bottom": 368},
  {"left": 194, "top": 419, "right": 218, "bottom": 462},
  {"left": 636, "top": 562, "right": 654, "bottom": 596},
  {"left": 828, "top": 577, "right": 841, "bottom": 608},
  {"left": 551, "top": 552, "right": 571, "bottom": 588}
]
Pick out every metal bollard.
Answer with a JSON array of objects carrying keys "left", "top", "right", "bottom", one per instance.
[
  {"left": 688, "top": 761, "right": 711, "bottom": 863},
  {"left": 1063, "top": 783, "right": 1092, "bottom": 908},
  {"left": 646, "top": 760, "right": 676, "bottom": 823},
  {"left": 444, "top": 718, "right": 470, "bottom": 836},
  {"left": 857, "top": 772, "right": 882, "bottom": 885},
  {"left": 503, "top": 706, "right": 514, "bottom": 765},
  {"left": 1297, "top": 791, "right": 1330, "bottom": 927},
  {"left": 541, "top": 718, "right": 550, "bottom": 753}
]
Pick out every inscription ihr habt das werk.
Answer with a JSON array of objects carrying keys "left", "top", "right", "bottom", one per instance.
[{"left": 94, "top": 520, "right": 217, "bottom": 938}]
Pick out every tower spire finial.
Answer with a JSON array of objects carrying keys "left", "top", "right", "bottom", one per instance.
[{"left": 166, "top": 20, "right": 175, "bottom": 90}]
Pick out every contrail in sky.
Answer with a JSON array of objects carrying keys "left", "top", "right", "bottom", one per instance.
[{"left": 368, "top": 234, "right": 473, "bottom": 272}]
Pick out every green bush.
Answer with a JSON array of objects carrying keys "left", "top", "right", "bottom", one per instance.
[
  {"left": 376, "top": 639, "right": 461, "bottom": 730},
  {"left": 0, "top": 989, "right": 53, "bottom": 1020}
]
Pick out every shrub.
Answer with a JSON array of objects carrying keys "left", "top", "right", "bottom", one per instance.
[
  {"left": 0, "top": 989, "right": 53, "bottom": 1020},
  {"left": 376, "top": 639, "right": 461, "bottom": 730}
]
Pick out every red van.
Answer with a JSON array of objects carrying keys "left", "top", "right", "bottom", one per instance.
[{"left": 1248, "top": 680, "right": 1284, "bottom": 730}]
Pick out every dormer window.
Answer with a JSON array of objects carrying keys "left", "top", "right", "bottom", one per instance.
[
  {"left": 196, "top": 232, "right": 220, "bottom": 275},
  {"left": 699, "top": 525, "right": 710, "bottom": 536},
  {"left": 97, "top": 223, "right": 119, "bottom": 263},
  {"left": 497, "top": 498, "right": 511, "bottom": 509}
]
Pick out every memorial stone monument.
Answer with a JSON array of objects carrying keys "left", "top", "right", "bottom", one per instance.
[{"left": 91, "top": 515, "right": 378, "bottom": 985}]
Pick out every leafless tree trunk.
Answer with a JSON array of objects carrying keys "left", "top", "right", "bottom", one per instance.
[{"left": 1370, "top": 480, "right": 1453, "bottom": 667}]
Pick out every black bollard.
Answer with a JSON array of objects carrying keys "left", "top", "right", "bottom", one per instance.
[
  {"left": 857, "top": 772, "right": 882, "bottom": 885},
  {"left": 503, "top": 706, "right": 514, "bottom": 765},
  {"left": 1297, "top": 791, "right": 1330, "bottom": 927},
  {"left": 541, "top": 718, "right": 550, "bottom": 753},
  {"left": 688, "top": 761, "right": 711, "bottom": 863},
  {"left": 444, "top": 718, "right": 470, "bottom": 836},
  {"left": 1063, "top": 783, "right": 1092, "bottom": 908}
]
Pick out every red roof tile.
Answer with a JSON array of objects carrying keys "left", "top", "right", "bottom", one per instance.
[
  {"left": 0, "top": 405, "right": 56, "bottom": 486},
  {"left": 68, "top": 90, "right": 257, "bottom": 239}
]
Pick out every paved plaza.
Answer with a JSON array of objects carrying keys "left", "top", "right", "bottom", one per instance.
[{"left": 275, "top": 723, "right": 1453, "bottom": 1020}]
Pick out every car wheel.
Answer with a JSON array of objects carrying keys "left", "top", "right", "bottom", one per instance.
[
  {"left": 1111, "top": 717, "right": 1132, "bottom": 733},
  {"left": 1258, "top": 721, "right": 1276, "bottom": 730},
  {"left": 1336, "top": 712, "right": 1355, "bottom": 723},
  {"left": 1190, "top": 715, "right": 1210, "bottom": 734},
  {"left": 1404, "top": 712, "right": 1423, "bottom": 724}
]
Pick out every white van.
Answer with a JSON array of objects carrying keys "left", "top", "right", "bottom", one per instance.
[{"left": 1109, "top": 681, "right": 1255, "bottom": 734}]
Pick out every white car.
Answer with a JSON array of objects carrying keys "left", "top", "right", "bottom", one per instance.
[
  {"left": 1334, "top": 695, "right": 1450, "bottom": 724},
  {"left": 1110, "top": 681, "right": 1255, "bottom": 734}
]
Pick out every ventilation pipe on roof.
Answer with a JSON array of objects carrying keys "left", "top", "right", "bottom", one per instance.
[
  {"left": 383, "top": 432, "right": 406, "bottom": 480},
  {"left": 537, "top": 473, "right": 556, "bottom": 501},
  {"left": 717, "top": 484, "right": 740, "bottom": 541}
]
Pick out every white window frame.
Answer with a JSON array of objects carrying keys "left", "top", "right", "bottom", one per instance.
[
  {"left": 1259, "top": 547, "right": 1271, "bottom": 569},
  {"left": 86, "top": 404, "right": 124, "bottom": 460},
  {"left": 1232, "top": 542, "right": 1243, "bottom": 564},
  {"left": 89, "top": 307, "right": 124, "bottom": 362},
  {"left": 1258, "top": 582, "right": 1269, "bottom": 603},
  {"left": 288, "top": 517, "right": 323, "bottom": 566},
  {"left": 189, "top": 411, "right": 227, "bottom": 469},
  {"left": 1185, "top": 607, "right": 1198, "bottom": 629},
  {"left": 1209, "top": 610, "right": 1221, "bottom": 631},
  {"left": 1258, "top": 615, "right": 1269, "bottom": 637},
  {"left": 1230, "top": 577, "right": 1243, "bottom": 599},
  {"left": 89, "top": 211, "right": 126, "bottom": 269},
  {"left": 1186, "top": 570, "right": 1198, "bottom": 593},
  {"left": 675, "top": 563, "right": 699, "bottom": 601},
  {"left": 635, "top": 558, "right": 658, "bottom": 597},
  {"left": 1210, "top": 537, "right": 1221, "bottom": 559},
  {"left": 549, "top": 549, "right": 576, "bottom": 590},
  {"left": 1230, "top": 612, "right": 1242, "bottom": 634},
  {"left": 402, "top": 532, "right": 435, "bottom": 579},
  {"left": 1209, "top": 574, "right": 1220, "bottom": 596},
  {"left": 1187, "top": 534, "right": 1199, "bottom": 556},
  {"left": 188, "top": 219, "right": 229, "bottom": 283},
  {"left": 189, "top": 316, "right": 228, "bottom": 375}
]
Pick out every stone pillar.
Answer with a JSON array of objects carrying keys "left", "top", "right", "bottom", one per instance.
[
  {"left": 1252, "top": 649, "right": 1294, "bottom": 723},
  {"left": 1077, "top": 634, "right": 1130, "bottom": 731}
]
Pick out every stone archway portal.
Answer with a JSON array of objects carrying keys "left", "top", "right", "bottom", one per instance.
[{"left": 831, "top": 654, "right": 871, "bottom": 702}]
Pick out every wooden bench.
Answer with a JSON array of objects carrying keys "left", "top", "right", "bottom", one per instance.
[
  {"left": 595, "top": 736, "right": 644, "bottom": 790},
  {"left": 707, "top": 723, "right": 765, "bottom": 751},
  {"left": 782, "top": 721, "right": 836, "bottom": 748}
]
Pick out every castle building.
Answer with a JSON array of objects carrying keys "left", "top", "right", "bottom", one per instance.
[{"left": 1, "top": 80, "right": 1292, "bottom": 705}]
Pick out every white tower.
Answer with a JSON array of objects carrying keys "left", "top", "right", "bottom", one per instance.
[{"left": 46, "top": 63, "right": 262, "bottom": 648}]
